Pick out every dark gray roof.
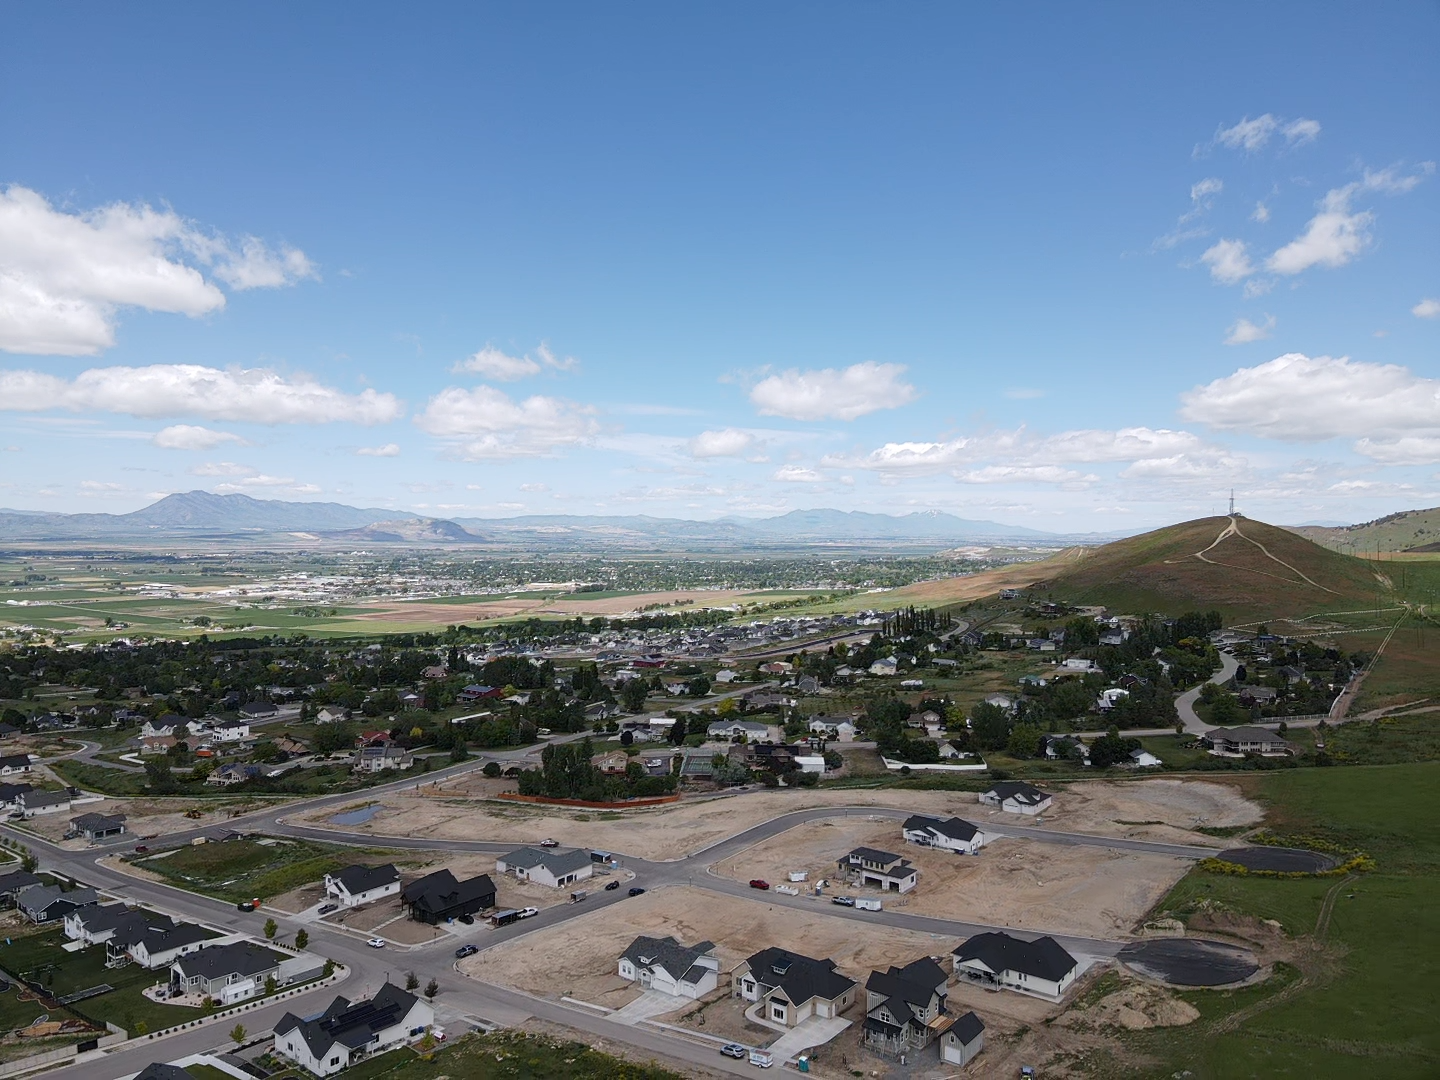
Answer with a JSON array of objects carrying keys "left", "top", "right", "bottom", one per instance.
[
  {"left": 865, "top": 957, "right": 947, "bottom": 1030},
  {"left": 117, "top": 918, "right": 216, "bottom": 954},
  {"left": 20, "top": 789, "right": 70, "bottom": 809},
  {"left": 134, "top": 1065, "right": 198, "bottom": 1080},
  {"left": 846, "top": 847, "right": 903, "bottom": 865},
  {"left": 621, "top": 935, "right": 716, "bottom": 981},
  {"left": 0, "top": 754, "right": 31, "bottom": 769},
  {"left": 172, "top": 941, "right": 282, "bottom": 980},
  {"left": 953, "top": 932, "right": 1077, "bottom": 982},
  {"left": 72, "top": 812, "right": 127, "bottom": 831},
  {"left": 985, "top": 781, "right": 1048, "bottom": 804},
  {"left": 0, "top": 783, "right": 32, "bottom": 801},
  {"left": 331, "top": 863, "right": 399, "bottom": 895},
  {"left": 742, "top": 947, "right": 855, "bottom": 1006},
  {"left": 950, "top": 1010, "right": 985, "bottom": 1044},
  {"left": 501, "top": 846, "right": 592, "bottom": 878},
  {"left": 1205, "top": 726, "right": 1288, "bottom": 743},
  {"left": 17, "top": 884, "right": 97, "bottom": 913},
  {"left": 0, "top": 869, "right": 40, "bottom": 893},
  {"left": 276, "top": 982, "right": 422, "bottom": 1060},
  {"left": 400, "top": 869, "right": 496, "bottom": 916},
  {"left": 902, "top": 815, "right": 980, "bottom": 842}
]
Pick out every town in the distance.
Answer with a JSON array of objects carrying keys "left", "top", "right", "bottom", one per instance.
[{"left": 0, "top": 499, "right": 1434, "bottom": 1079}]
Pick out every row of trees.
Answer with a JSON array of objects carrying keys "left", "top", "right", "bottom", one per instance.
[{"left": 515, "top": 738, "right": 677, "bottom": 801}]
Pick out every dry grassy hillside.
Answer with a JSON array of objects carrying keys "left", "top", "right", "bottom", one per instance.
[
  {"left": 1289, "top": 506, "right": 1440, "bottom": 553},
  {"left": 1035, "top": 516, "right": 1387, "bottom": 620}
]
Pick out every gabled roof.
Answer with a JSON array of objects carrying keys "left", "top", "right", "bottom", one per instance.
[
  {"left": 865, "top": 956, "right": 947, "bottom": 1029},
  {"left": 500, "top": 846, "right": 592, "bottom": 878},
  {"left": 902, "top": 815, "right": 980, "bottom": 842},
  {"left": 172, "top": 941, "right": 281, "bottom": 980},
  {"left": 20, "top": 789, "right": 70, "bottom": 808},
  {"left": 985, "top": 781, "right": 1048, "bottom": 804},
  {"left": 1204, "top": 726, "right": 1288, "bottom": 744},
  {"left": 621, "top": 935, "right": 716, "bottom": 981},
  {"left": 330, "top": 863, "right": 400, "bottom": 895},
  {"left": 116, "top": 918, "right": 215, "bottom": 954},
  {"left": 72, "top": 812, "right": 127, "bottom": 830},
  {"left": 17, "top": 884, "right": 96, "bottom": 912},
  {"left": 741, "top": 947, "right": 855, "bottom": 1006},
  {"left": 401, "top": 869, "right": 496, "bottom": 915},
  {"left": 0, "top": 754, "right": 32, "bottom": 769},
  {"left": 0, "top": 869, "right": 40, "bottom": 893},
  {"left": 276, "top": 982, "right": 423, "bottom": 1060},
  {"left": 846, "top": 846, "right": 904, "bottom": 865},
  {"left": 950, "top": 1010, "right": 985, "bottom": 1044},
  {"left": 953, "top": 932, "right": 1077, "bottom": 982}
]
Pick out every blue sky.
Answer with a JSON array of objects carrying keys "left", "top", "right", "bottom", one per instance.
[{"left": 1, "top": 2, "right": 1437, "bottom": 530}]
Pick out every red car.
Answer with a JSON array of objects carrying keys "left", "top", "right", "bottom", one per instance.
[{"left": 748, "top": 879, "right": 770, "bottom": 890}]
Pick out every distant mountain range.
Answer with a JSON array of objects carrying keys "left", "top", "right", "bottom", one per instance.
[{"left": 0, "top": 490, "right": 1094, "bottom": 548}]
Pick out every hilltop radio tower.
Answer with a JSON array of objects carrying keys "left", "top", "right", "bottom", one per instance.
[{"left": 1228, "top": 489, "right": 1243, "bottom": 518}]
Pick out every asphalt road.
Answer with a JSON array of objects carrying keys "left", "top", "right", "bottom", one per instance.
[{"left": 1175, "top": 650, "right": 1240, "bottom": 735}]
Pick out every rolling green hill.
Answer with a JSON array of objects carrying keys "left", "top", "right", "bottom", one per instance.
[
  {"left": 1032, "top": 515, "right": 1389, "bottom": 621},
  {"left": 1289, "top": 506, "right": 1440, "bottom": 553}
]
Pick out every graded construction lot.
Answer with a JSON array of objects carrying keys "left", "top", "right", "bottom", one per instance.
[
  {"left": 712, "top": 818, "right": 1192, "bottom": 938},
  {"left": 300, "top": 778, "right": 1260, "bottom": 861}
]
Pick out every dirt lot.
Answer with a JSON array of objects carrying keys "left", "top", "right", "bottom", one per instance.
[
  {"left": 301, "top": 778, "right": 1260, "bottom": 861},
  {"left": 21, "top": 795, "right": 267, "bottom": 845},
  {"left": 713, "top": 818, "right": 1191, "bottom": 938}
]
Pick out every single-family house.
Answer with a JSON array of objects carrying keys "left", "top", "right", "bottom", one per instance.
[
  {"left": 1238, "top": 686, "right": 1278, "bottom": 707},
  {"left": 64, "top": 902, "right": 160, "bottom": 946},
  {"left": 1043, "top": 734, "right": 1090, "bottom": 765},
  {"left": 354, "top": 746, "right": 413, "bottom": 773},
  {"left": 901, "top": 815, "right": 987, "bottom": 855},
  {"left": 207, "top": 763, "right": 260, "bottom": 786},
  {"left": 706, "top": 720, "right": 773, "bottom": 742},
  {"left": 274, "top": 983, "right": 433, "bottom": 1077},
  {"left": 979, "top": 781, "right": 1053, "bottom": 815},
  {"left": 1062, "top": 658, "right": 1100, "bottom": 674},
  {"left": 617, "top": 935, "right": 720, "bottom": 999},
  {"left": 861, "top": 957, "right": 950, "bottom": 1057},
  {"left": 18, "top": 789, "right": 72, "bottom": 817},
  {"left": 315, "top": 707, "right": 349, "bottom": 725},
  {"left": 140, "top": 735, "right": 177, "bottom": 756},
  {"left": 209, "top": 721, "right": 251, "bottom": 743},
  {"left": 592, "top": 750, "right": 631, "bottom": 775},
  {"left": 323, "top": 864, "right": 401, "bottom": 908},
  {"left": 1128, "top": 748, "right": 1163, "bottom": 768},
  {"left": 868, "top": 657, "right": 899, "bottom": 677},
  {"left": 982, "top": 694, "right": 1015, "bottom": 713},
  {"left": 808, "top": 716, "right": 857, "bottom": 741},
  {"left": 70, "top": 812, "right": 127, "bottom": 840},
  {"left": 940, "top": 1010, "right": 986, "bottom": 1066},
  {"left": 952, "top": 932, "right": 1079, "bottom": 1001},
  {"left": 0, "top": 723, "right": 18, "bottom": 740},
  {"left": 936, "top": 740, "right": 972, "bottom": 760},
  {"left": 140, "top": 719, "right": 177, "bottom": 739},
  {"left": 0, "top": 783, "right": 33, "bottom": 813},
  {"left": 837, "top": 848, "right": 918, "bottom": 893},
  {"left": 400, "top": 869, "right": 496, "bottom": 924},
  {"left": 0, "top": 869, "right": 41, "bottom": 906},
  {"left": 113, "top": 919, "right": 220, "bottom": 969},
  {"left": 170, "top": 942, "right": 283, "bottom": 1004},
  {"left": 714, "top": 669, "right": 738, "bottom": 684},
  {"left": 732, "top": 947, "right": 857, "bottom": 1028},
  {"left": 238, "top": 701, "right": 277, "bottom": 720},
  {"left": 0, "top": 754, "right": 33, "bottom": 776},
  {"left": 495, "top": 847, "right": 593, "bottom": 889},
  {"left": 456, "top": 684, "right": 503, "bottom": 703},
  {"left": 1202, "top": 726, "right": 1292, "bottom": 756},
  {"left": 16, "top": 883, "right": 98, "bottom": 923}
]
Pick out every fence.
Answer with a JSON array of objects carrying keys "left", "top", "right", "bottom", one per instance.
[
  {"left": 495, "top": 793, "right": 680, "bottom": 809},
  {"left": 880, "top": 757, "right": 988, "bottom": 773}
]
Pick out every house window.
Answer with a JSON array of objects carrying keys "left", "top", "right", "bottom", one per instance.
[{"left": 771, "top": 1005, "right": 785, "bottom": 1021}]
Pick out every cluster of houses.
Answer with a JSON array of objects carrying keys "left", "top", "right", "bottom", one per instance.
[
  {"left": 612, "top": 927, "right": 1082, "bottom": 1068},
  {"left": 320, "top": 862, "right": 499, "bottom": 924}
]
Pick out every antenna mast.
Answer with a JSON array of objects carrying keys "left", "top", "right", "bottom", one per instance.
[{"left": 1229, "top": 489, "right": 1235, "bottom": 516}]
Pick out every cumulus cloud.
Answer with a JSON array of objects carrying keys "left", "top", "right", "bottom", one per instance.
[
  {"left": 152, "top": 424, "right": 244, "bottom": 450},
  {"left": 0, "top": 185, "right": 314, "bottom": 355},
  {"left": 356, "top": 443, "right": 401, "bottom": 457},
  {"left": 415, "top": 384, "right": 598, "bottom": 459},
  {"left": 1267, "top": 187, "right": 1373, "bottom": 276},
  {"left": 190, "top": 461, "right": 256, "bottom": 477},
  {"left": 1211, "top": 114, "right": 1321, "bottom": 153},
  {"left": 772, "top": 465, "right": 825, "bottom": 483},
  {"left": 1413, "top": 298, "right": 1440, "bottom": 319},
  {"left": 1224, "top": 314, "right": 1275, "bottom": 346},
  {"left": 1180, "top": 353, "right": 1440, "bottom": 441},
  {"left": 1251, "top": 202, "right": 1271, "bottom": 223},
  {"left": 1353, "top": 436, "right": 1440, "bottom": 465},
  {"left": 1200, "top": 239, "right": 1255, "bottom": 284},
  {"left": 749, "top": 362, "right": 917, "bottom": 421},
  {"left": 453, "top": 342, "right": 577, "bottom": 380},
  {"left": 689, "top": 428, "right": 755, "bottom": 458},
  {"left": 0, "top": 364, "right": 400, "bottom": 424},
  {"left": 955, "top": 465, "right": 1095, "bottom": 485}
]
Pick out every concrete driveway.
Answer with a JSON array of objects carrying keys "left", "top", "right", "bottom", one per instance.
[{"left": 765, "top": 1015, "right": 851, "bottom": 1062}]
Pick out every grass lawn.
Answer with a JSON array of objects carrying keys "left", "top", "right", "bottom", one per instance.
[
  {"left": 330, "top": 1030, "right": 686, "bottom": 1080},
  {"left": 129, "top": 836, "right": 401, "bottom": 902},
  {"left": 1128, "top": 761, "right": 1440, "bottom": 1078}
]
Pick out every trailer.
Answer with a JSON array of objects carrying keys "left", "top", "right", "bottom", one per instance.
[
  {"left": 570, "top": 890, "right": 588, "bottom": 904},
  {"left": 488, "top": 909, "right": 523, "bottom": 929},
  {"left": 774, "top": 885, "right": 800, "bottom": 896},
  {"left": 787, "top": 871, "right": 808, "bottom": 882},
  {"left": 855, "top": 897, "right": 882, "bottom": 911}
]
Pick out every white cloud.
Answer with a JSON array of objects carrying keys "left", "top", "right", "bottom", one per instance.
[
  {"left": 1118, "top": 451, "right": 1248, "bottom": 480},
  {"left": 79, "top": 480, "right": 125, "bottom": 494},
  {"left": 1041, "top": 427, "right": 1206, "bottom": 463},
  {"left": 1181, "top": 353, "right": 1440, "bottom": 441},
  {"left": 1353, "top": 436, "right": 1440, "bottom": 466},
  {"left": 1190, "top": 177, "right": 1223, "bottom": 203},
  {"left": 190, "top": 461, "right": 257, "bottom": 477},
  {"left": 0, "top": 185, "right": 314, "bottom": 356},
  {"left": 955, "top": 465, "right": 1094, "bottom": 485},
  {"left": 152, "top": 424, "right": 244, "bottom": 450},
  {"left": 415, "top": 384, "right": 598, "bottom": 459},
  {"left": 1267, "top": 187, "right": 1372, "bottom": 275},
  {"left": 1200, "top": 239, "right": 1255, "bottom": 284},
  {"left": 356, "top": 443, "right": 401, "bottom": 457},
  {"left": 1413, "top": 298, "right": 1440, "bottom": 319},
  {"left": 749, "top": 362, "right": 917, "bottom": 421},
  {"left": 0, "top": 364, "right": 401, "bottom": 424},
  {"left": 1211, "top": 114, "right": 1320, "bottom": 153},
  {"left": 214, "top": 475, "right": 320, "bottom": 494},
  {"left": 453, "top": 342, "right": 577, "bottom": 380},
  {"left": 689, "top": 428, "right": 756, "bottom": 458},
  {"left": 1154, "top": 178, "right": 1224, "bottom": 249},
  {"left": 772, "top": 465, "right": 825, "bottom": 483},
  {"left": 1251, "top": 202, "right": 1271, "bottom": 223},
  {"left": 1224, "top": 314, "right": 1276, "bottom": 345}
]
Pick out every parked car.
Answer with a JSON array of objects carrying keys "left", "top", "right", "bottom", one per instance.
[
  {"left": 457, "top": 913, "right": 475, "bottom": 924},
  {"left": 454, "top": 944, "right": 479, "bottom": 959},
  {"left": 628, "top": 887, "right": 646, "bottom": 897},
  {"left": 605, "top": 880, "right": 620, "bottom": 891},
  {"left": 518, "top": 906, "right": 539, "bottom": 918},
  {"left": 748, "top": 879, "right": 770, "bottom": 890},
  {"left": 318, "top": 903, "right": 338, "bottom": 915},
  {"left": 366, "top": 937, "right": 386, "bottom": 948},
  {"left": 133, "top": 844, "right": 149, "bottom": 853},
  {"left": 720, "top": 1043, "right": 746, "bottom": 1059},
  {"left": 830, "top": 895, "right": 855, "bottom": 906},
  {"left": 235, "top": 899, "right": 259, "bottom": 912},
  {"left": 539, "top": 837, "right": 559, "bottom": 847}
]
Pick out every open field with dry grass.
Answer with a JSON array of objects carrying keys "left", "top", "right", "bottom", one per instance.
[
  {"left": 712, "top": 818, "right": 1192, "bottom": 938},
  {"left": 350, "top": 588, "right": 792, "bottom": 624}
]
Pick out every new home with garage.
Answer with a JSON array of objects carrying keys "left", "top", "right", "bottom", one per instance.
[
  {"left": 170, "top": 941, "right": 284, "bottom": 1004},
  {"left": 732, "top": 947, "right": 857, "bottom": 1027},
  {"left": 400, "top": 869, "right": 496, "bottom": 924},
  {"left": 836, "top": 847, "right": 918, "bottom": 893},
  {"left": 273, "top": 982, "right": 433, "bottom": 1077},
  {"left": 17, "top": 883, "right": 97, "bottom": 923},
  {"left": 323, "top": 865, "right": 400, "bottom": 908},
  {"left": 617, "top": 935, "right": 721, "bottom": 999},
  {"left": 978, "top": 781, "right": 1053, "bottom": 815},
  {"left": 900, "top": 815, "right": 988, "bottom": 855},
  {"left": 495, "top": 846, "right": 593, "bottom": 889},
  {"left": 952, "top": 932, "right": 1079, "bottom": 1001},
  {"left": 861, "top": 957, "right": 952, "bottom": 1058}
]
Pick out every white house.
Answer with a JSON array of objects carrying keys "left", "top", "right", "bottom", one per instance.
[
  {"left": 323, "top": 864, "right": 400, "bottom": 907},
  {"left": 792, "top": 754, "right": 826, "bottom": 774},
  {"left": 140, "top": 720, "right": 176, "bottom": 739},
  {"left": 901, "top": 815, "right": 987, "bottom": 855},
  {"left": 273, "top": 983, "right": 432, "bottom": 1076},
  {"left": 706, "top": 720, "right": 774, "bottom": 742},
  {"left": 617, "top": 935, "right": 720, "bottom": 999},
  {"left": 1061, "top": 658, "right": 1101, "bottom": 674},
  {"left": 732, "top": 947, "right": 857, "bottom": 1028},
  {"left": 868, "top": 657, "right": 898, "bottom": 677},
  {"left": 0, "top": 754, "right": 33, "bottom": 777},
  {"left": 952, "top": 932, "right": 1078, "bottom": 1001},
  {"left": 836, "top": 848, "right": 918, "bottom": 893},
  {"left": 808, "top": 716, "right": 857, "bottom": 741},
  {"left": 714, "top": 669, "right": 739, "bottom": 684},
  {"left": 209, "top": 721, "right": 250, "bottom": 743},
  {"left": 1128, "top": 748, "right": 1163, "bottom": 768},
  {"left": 18, "top": 789, "right": 71, "bottom": 817},
  {"left": 315, "top": 707, "right": 348, "bottom": 725},
  {"left": 940, "top": 1011, "right": 986, "bottom": 1066},
  {"left": 979, "top": 781, "right": 1053, "bottom": 815},
  {"left": 1096, "top": 688, "right": 1130, "bottom": 711},
  {"left": 495, "top": 846, "right": 593, "bottom": 889}
]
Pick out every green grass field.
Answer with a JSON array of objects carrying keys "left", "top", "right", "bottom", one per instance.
[
  {"left": 129, "top": 837, "right": 404, "bottom": 902},
  {"left": 328, "top": 1030, "right": 685, "bottom": 1080}
]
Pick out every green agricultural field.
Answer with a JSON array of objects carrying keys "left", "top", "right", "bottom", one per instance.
[
  {"left": 1129, "top": 761, "right": 1440, "bottom": 1078},
  {"left": 129, "top": 836, "right": 407, "bottom": 902}
]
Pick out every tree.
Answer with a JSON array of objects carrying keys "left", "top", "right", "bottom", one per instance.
[
  {"left": 405, "top": 971, "right": 420, "bottom": 991},
  {"left": 322, "top": 959, "right": 335, "bottom": 978},
  {"left": 200, "top": 997, "right": 216, "bottom": 1016},
  {"left": 1089, "top": 727, "right": 1141, "bottom": 768},
  {"left": 482, "top": 761, "right": 501, "bottom": 778},
  {"left": 620, "top": 679, "right": 649, "bottom": 713},
  {"left": 229, "top": 1024, "right": 246, "bottom": 1045},
  {"left": 264, "top": 974, "right": 277, "bottom": 996},
  {"left": 294, "top": 929, "right": 309, "bottom": 950},
  {"left": 144, "top": 758, "right": 178, "bottom": 794},
  {"left": 1006, "top": 724, "right": 1043, "bottom": 759},
  {"left": 620, "top": 730, "right": 634, "bottom": 746},
  {"left": 687, "top": 676, "right": 711, "bottom": 697},
  {"left": 424, "top": 977, "right": 439, "bottom": 1000},
  {"left": 450, "top": 741, "right": 469, "bottom": 763},
  {"left": 263, "top": 917, "right": 278, "bottom": 940},
  {"left": 19, "top": 849, "right": 37, "bottom": 873},
  {"left": 970, "top": 702, "right": 1012, "bottom": 751}
]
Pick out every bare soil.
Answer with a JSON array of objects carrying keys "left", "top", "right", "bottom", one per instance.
[
  {"left": 983, "top": 778, "right": 1262, "bottom": 846},
  {"left": 23, "top": 795, "right": 270, "bottom": 844},
  {"left": 713, "top": 818, "right": 1191, "bottom": 938}
]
